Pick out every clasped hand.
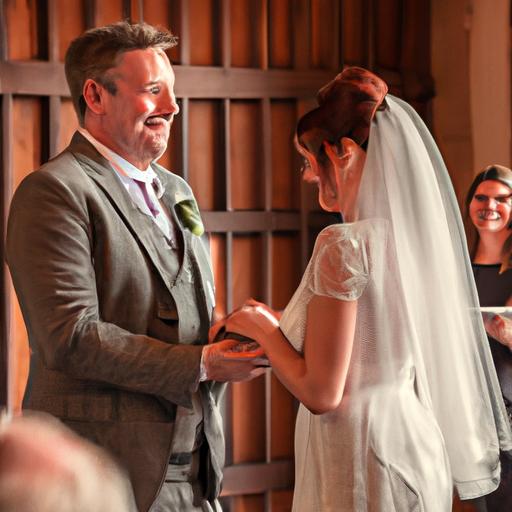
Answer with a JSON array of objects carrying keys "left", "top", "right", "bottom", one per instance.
[{"left": 203, "top": 300, "right": 279, "bottom": 382}]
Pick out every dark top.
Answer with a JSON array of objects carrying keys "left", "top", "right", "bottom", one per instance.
[{"left": 473, "top": 264, "right": 512, "bottom": 404}]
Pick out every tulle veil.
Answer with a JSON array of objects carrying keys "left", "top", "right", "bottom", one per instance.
[{"left": 355, "top": 94, "right": 512, "bottom": 497}]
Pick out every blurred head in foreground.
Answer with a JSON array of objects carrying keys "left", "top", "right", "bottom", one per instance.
[{"left": 0, "top": 412, "right": 135, "bottom": 512}]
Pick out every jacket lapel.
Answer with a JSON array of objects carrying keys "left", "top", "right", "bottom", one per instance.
[{"left": 67, "top": 132, "right": 180, "bottom": 295}]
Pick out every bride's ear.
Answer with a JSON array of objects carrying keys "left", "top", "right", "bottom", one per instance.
[{"left": 323, "top": 137, "right": 358, "bottom": 169}]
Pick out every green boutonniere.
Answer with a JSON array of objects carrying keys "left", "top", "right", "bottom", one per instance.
[{"left": 175, "top": 198, "right": 205, "bottom": 236}]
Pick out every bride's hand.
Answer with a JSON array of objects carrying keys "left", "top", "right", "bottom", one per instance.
[{"left": 225, "top": 299, "right": 279, "bottom": 349}]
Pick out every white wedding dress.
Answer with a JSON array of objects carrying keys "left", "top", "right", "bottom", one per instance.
[
  {"left": 278, "top": 95, "right": 512, "bottom": 511},
  {"left": 280, "top": 220, "right": 452, "bottom": 511}
]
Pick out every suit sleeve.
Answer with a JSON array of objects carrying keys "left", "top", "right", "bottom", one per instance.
[{"left": 6, "top": 170, "right": 202, "bottom": 408}]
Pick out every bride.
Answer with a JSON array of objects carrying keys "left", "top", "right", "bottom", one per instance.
[{"left": 219, "top": 67, "right": 512, "bottom": 510}]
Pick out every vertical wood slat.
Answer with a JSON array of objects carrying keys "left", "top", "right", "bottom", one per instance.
[
  {"left": 138, "top": 0, "right": 144, "bottom": 22},
  {"left": 339, "top": 0, "right": 345, "bottom": 69},
  {"left": 331, "top": 0, "right": 342, "bottom": 70},
  {"left": 47, "top": 0, "right": 60, "bottom": 158},
  {"left": 0, "top": 0, "right": 11, "bottom": 412},
  {"left": 294, "top": 1, "right": 312, "bottom": 270},
  {"left": 0, "top": 0, "right": 6, "bottom": 60},
  {"left": 84, "top": 0, "right": 98, "bottom": 29},
  {"left": 179, "top": 0, "right": 190, "bottom": 65},
  {"left": 260, "top": 0, "right": 269, "bottom": 70},
  {"left": 180, "top": 98, "right": 189, "bottom": 181},
  {"left": 222, "top": 101, "right": 232, "bottom": 503},
  {"left": 261, "top": 97, "right": 273, "bottom": 512},
  {"left": 293, "top": 0, "right": 311, "bottom": 70},
  {"left": 1, "top": 93, "right": 13, "bottom": 412},
  {"left": 122, "top": 0, "right": 131, "bottom": 21},
  {"left": 221, "top": 0, "right": 231, "bottom": 68},
  {"left": 365, "top": 0, "right": 375, "bottom": 69},
  {"left": 223, "top": 97, "right": 234, "bottom": 477}
]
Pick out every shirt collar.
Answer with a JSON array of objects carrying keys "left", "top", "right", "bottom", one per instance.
[{"left": 78, "top": 127, "right": 158, "bottom": 185}]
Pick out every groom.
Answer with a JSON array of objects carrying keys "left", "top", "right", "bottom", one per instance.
[{"left": 6, "top": 21, "right": 265, "bottom": 512}]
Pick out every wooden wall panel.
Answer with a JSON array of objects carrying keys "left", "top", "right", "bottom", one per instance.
[
  {"left": 57, "top": 0, "right": 85, "bottom": 60},
  {"left": 188, "top": 0, "right": 219, "bottom": 66},
  {"left": 375, "top": 0, "right": 402, "bottom": 70},
  {"left": 57, "top": 98, "right": 79, "bottom": 153},
  {"left": 232, "top": 235, "right": 264, "bottom": 306},
  {"left": 12, "top": 97, "right": 42, "bottom": 185},
  {"left": 158, "top": 100, "right": 182, "bottom": 175},
  {"left": 270, "top": 490, "right": 294, "bottom": 511},
  {"left": 230, "top": 102, "right": 264, "bottom": 210},
  {"left": 8, "top": 282, "right": 27, "bottom": 409},
  {"left": 233, "top": 494, "right": 265, "bottom": 512},
  {"left": 188, "top": 100, "right": 223, "bottom": 210},
  {"left": 268, "top": 0, "right": 293, "bottom": 69},
  {"left": 6, "top": 0, "right": 40, "bottom": 59},
  {"left": 311, "top": 0, "right": 340, "bottom": 69},
  {"left": 270, "top": 373, "right": 294, "bottom": 459},
  {"left": 271, "top": 101, "right": 299, "bottom": 211},
  {"left": 10, "top": 96, "right": 43, "bottom": 411},
  {"left": 143, "top": 0, "right": 181, "bottom": 64},
  {"left": 95, "top": 0, "right": 124, "bottom": 27},
  {"left": 232, "top": 374, "right": 266, "bottom": 463},
  {"left": 271, "top": 234, "right": 301, "bottom": 309},
  {"left": 210, "top": 234, "right": 227, "bottom": 318},
  {"left": 231, "top": 0, "right": 263, "bottom": 68},
  {"left": 142, "top": 0, "right": 170, "bottom": 27},
  {"left": 342, "top": 0, "right": 367, "bottom": 65}
]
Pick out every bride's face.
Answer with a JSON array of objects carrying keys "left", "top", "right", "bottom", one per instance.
[
  {"left": 469, "top": 180, "right": 512, "bottom": 234},
  {"left": 295, "top": 137, "right": 367, "bottom": 218},
  {"left": 295, "top": 141, "right": 338, "bottom": 212}
]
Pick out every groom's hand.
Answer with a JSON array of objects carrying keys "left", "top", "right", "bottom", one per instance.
[{"left": 202, "top": 339, "right": 268, "bottom": 382}]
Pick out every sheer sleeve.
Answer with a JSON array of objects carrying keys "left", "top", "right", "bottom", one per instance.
[{"left": 310, "top": 231, "right": 369, "bottom": 301}]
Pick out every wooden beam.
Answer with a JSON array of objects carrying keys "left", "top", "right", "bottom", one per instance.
[
  {"left": 203, "top": 211, "right": 301, "bottom": 233},
  {"left": 0, "top": 61, "right": 334, "bottom": 99},
  {"left": 221, "top": 460, "right": 294, "bottom": 496},
  {"left": 0, "top": 61, "right": 68, "bottom": 96}
]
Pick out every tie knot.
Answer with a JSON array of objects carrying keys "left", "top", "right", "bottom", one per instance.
[{"left": 133, "top": 179, "right": 159, "bottom": 217}]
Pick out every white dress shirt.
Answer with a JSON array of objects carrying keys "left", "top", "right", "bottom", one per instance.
[{"left": 78, "top": 128, "right": 176, "bottom": 245}]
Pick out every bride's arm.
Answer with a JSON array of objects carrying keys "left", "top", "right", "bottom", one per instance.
[{"left": 225, "top": 296, "right": 356, "bottom": 414}]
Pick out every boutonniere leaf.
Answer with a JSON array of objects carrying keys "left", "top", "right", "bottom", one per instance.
[{"left": 175, "top": 198, "right": 205, "bottom": 236}]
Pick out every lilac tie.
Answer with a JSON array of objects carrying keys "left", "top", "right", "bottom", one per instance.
[{"left": 134, "top": 179, "right": 159, "bottom": 217}]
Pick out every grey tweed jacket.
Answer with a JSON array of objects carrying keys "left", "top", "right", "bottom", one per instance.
[{"left": 6, "top": 132, "right": 224, "bottom": 512}]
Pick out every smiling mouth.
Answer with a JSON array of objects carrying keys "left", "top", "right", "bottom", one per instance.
[
  {"left": 144, "top": 114, "right": 172, "bottom": 127},
  {"left": 477, "top": 210, "right": 501, "bottom": 221}
]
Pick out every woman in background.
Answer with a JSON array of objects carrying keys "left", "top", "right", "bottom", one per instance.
[
  {"left": 220, "top": 67, "right": 512, "bottom": 511},
  {"left": 466, "top": 165, "right": 512, "bottom": 509}
]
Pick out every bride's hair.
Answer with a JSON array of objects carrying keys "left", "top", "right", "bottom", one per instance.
[{"left": 296, "top": 67, "right": 388, "bottom": 169}]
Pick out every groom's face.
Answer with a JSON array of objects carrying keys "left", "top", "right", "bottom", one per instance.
[{"left": 93, "top": 48, "right": 180, "bottom": 169}]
